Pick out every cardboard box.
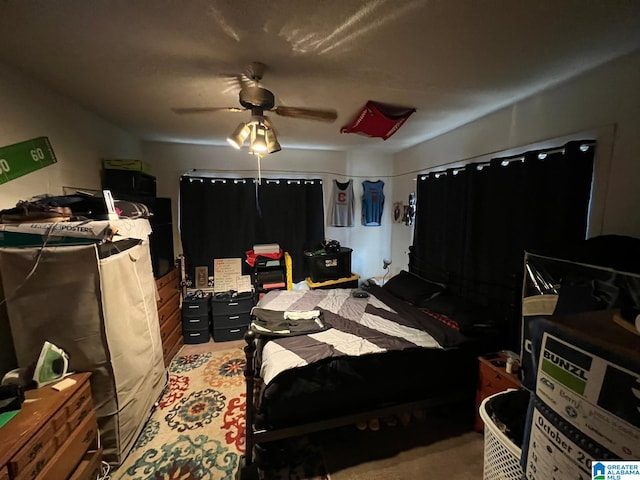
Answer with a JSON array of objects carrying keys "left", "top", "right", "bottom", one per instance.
[
  {"left": 102, "top": 158, "right": 152, "bottom": 174},
  {"left": 525, "top": 312, "right": 640, "bottom": 460}
]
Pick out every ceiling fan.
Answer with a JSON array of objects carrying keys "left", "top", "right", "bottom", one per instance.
[{"left": 172, "top": 62, "right": 338, "bottom": 154}]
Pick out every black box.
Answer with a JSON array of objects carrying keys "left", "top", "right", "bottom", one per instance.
[
  {"left": 307, "top": 247, "right": 353, "bottom": 282},
  {"left": 102, "top": 169, "right": 156, "bottom": 197}
]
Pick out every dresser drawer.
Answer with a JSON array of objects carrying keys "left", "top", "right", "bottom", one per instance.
[
  {"left": 478, "top": 366, "right": 519, "bottom": 393},
  {"left": 37, "top": 412, "right": 98, "bottom": 480},
  {"left": 10, "top": 421, "right": 55, "bottom": 479},
  {"left": 210, "top": 294, "right": 253, "bottom": 316},
  {"left": 156, "top": 267, "right": 179, "bottom": 290},
  {"left": 13, "top": 438, "right": 57, "bottom": 480},
  {"left": 163, "top": 322, "right": 182, "bottom": 357},
  {"left": 160, "top": 308, "right": 181, "bottom": 342},
  {"left": 54, "top": 423, "right": 70, "bottom": 448},
  {"left": 212, "top": 312, "right": 251, "bottom": 329},
  {"left": 165, "top": 336, "right": 184, "bottom": 366},
  {"left": 50, "top": 407, "right": 67, "bottom": 433},
  {"left": 68, "top": 448, "right": 103, "bottom": 480},
  {"left": 157, "top": 281, "right": 180, "bottom": 309},
  {"left": 158, "top": 291, "right": 180, "bottom": 325},
  {"left": 67, "top": 396, "right": 94, "bottom": 432},
  {"left": 0, "top": 466, "right": 9, "bottom": 480},
  {"left": 65, "top": 382, "right": 92, "bottom": 418}
]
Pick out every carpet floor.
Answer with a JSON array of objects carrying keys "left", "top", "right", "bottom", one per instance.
[
  {"left": 112, "top": 341, "right": 486, "bottom": 479},
  {"left": 321, "top": 409, "right": 484, "bottom": 480}
]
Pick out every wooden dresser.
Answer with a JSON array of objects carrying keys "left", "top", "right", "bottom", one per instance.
[
  {"left": 156, "top": 267, "right": 183, "bottom": 366},
  {"left": 0, "top": 373, "right": 102, "bottom": 480},
  {"left": 474, "top": 351, "right": 522, "bottom": 432}
]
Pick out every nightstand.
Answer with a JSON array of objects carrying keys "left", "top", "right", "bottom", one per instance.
[{"left": 474, "top": 351, "right": 522, "bottom": 432}]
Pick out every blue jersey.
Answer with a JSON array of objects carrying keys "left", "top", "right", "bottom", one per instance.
[{"left": 362, "top": 180, "right": 385, "bottom": 226}]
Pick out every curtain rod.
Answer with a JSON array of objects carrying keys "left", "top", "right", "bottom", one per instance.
[
  {"left": 181, "top": 168, "right": 395, "bottom": 180},
  {"left": 418, "top": 140, "right": 596, "bottom": 180},
  {"left": 181, "top": 175, "right": 323, "bottom": 185}
]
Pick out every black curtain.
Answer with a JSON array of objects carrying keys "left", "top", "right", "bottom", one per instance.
[
  {"left": 412, "top": 140, "right": 595, "bottom": 348},
  {"left": 180, "top": 177, "right": 257, "bottom": 279},
  {"left": 255, "top": 179, "right": 325, "bottom": 282},
  {"left": 180, "top": 176, "right": 324, "bottom": 283},
  {"left": 412, "top": 168, "right": 467, "bottom": 286}
]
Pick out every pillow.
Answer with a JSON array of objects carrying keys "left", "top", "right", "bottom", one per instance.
[
  {"left": 382, "top": 270, "right": 446, "bottom": 305},
  {"left": 419, "top": 293, "right": 498, "bottom": 336}
]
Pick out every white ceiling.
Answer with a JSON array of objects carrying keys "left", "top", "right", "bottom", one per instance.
[{"left": 1, "top": 0, "right": 640, "bottom": 154}]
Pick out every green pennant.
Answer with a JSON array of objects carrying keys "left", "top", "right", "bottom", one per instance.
[{"left": 0, "top": 137, "right": 57, "bottom": 185}]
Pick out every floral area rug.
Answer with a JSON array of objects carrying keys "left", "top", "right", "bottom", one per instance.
[{"left": 113, "top": 347, "right": 329, "bottom": 480}]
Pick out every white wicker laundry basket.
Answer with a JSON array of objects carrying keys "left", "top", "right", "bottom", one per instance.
[{"left": 479, "top": 391, "right": 525, "bottom": 480}]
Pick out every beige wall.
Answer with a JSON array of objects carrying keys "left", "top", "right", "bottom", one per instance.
[
  {"left": 390, "top": 50, "right": 640, "bottom": 271},
  {"left": 0, "top": 62, "right": 142, "bottom": 206}
]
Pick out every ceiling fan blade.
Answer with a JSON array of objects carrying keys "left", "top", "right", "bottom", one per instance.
[
  {"left": 273, "top": 106, "right": 338, "bottom": 122},
  {"left": 171, "top": 107, "right": 244, "bottom": 114}
]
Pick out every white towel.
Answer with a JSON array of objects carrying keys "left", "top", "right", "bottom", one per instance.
[{"left": 284, "top": 310, "right": 320, "bottom": 320}]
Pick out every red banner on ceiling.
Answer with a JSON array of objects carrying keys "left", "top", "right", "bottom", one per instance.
[{"left": 341, "top": 101, "right": 416, "bottom": 140}]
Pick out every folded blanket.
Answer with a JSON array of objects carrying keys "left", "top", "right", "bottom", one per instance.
[{"left": 251, "top": 308, "right": 329, "bottom": 337}]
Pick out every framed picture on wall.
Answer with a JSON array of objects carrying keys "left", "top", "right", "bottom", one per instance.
[
  {"left": 195, "top": 266, "right": 209, "bottom": 289},
  {"left": 393, "top": 202, "right": 403, "bottom": 223}
]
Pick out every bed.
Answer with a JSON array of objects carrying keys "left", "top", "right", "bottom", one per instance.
[{"left": 238, "top": 270, "right": 502, "bottom": 478}]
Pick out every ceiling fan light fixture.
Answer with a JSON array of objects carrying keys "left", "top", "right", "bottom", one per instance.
[
  {"left": 266, "top": 128, "right": 281, "bottom": 154},
  {"left": 227, "top": 122, "right": 250, "bottom": 149},
  {"left": 250, "top": 122, "right": 268, "bottom": 153}
]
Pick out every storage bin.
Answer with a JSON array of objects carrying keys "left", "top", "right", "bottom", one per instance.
[
  {"left": 182, "top": 295, "right": 210, "bottom": 318},
  {"left": 212, "top": 325, "right": 248, "bottom": 342},
  {"left": 181, "top": 315, "right": 209, "bottom": 330},
  {"left": 183, "top": 328, "right": 210, "bottom": 344},
  {"left": 479, "top": 391, "right": 525, "bottom": 480},
  {"left": 306, "top": 247, "right": 353, "bottom": 282},
  {"left": 102, "top": 158, "right": 153, "bottom": 174}
]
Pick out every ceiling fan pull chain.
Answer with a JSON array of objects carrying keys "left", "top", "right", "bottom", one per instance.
[{"left": 257, "top": 154, "right": 262, "bottom": 185}]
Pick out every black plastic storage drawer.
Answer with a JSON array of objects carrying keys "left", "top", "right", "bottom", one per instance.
[
  {"left": 212, "top": 312, "right": 251, "bottom": 329},
  {"left": 182, "top": 314, "right": 209, "bottom": 331},
  {"left": 212, "top": 325, "right": 249, "bottom": 342},
  {"left": 182, "top": 295, "right": 210, "bottom": 318},
  {"left": 182, "top": 293, "right": 211, "bottom": 343},
  {"left": 183, "top": 328, "right": 210, "bottom": 344},
  {"left": 210, "top": 292, "right": 254, "bottom": 316}
]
